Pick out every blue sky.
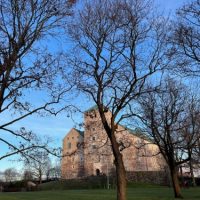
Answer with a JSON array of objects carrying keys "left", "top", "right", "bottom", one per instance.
[
  {"left": 0, "top": 0, "right": 189, "bottom": 173},
  {"left": 156, "top": 0, "right": 188, "bottom": 12}
]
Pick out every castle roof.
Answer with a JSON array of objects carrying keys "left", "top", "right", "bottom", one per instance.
[
  {"left": 119, "top": 124, "right": 153, "bottom": 143},
  {"left": 69, "top": 105, "right": 152, "bottom": 142},
  {"left": 84, "top": 105, "right": 98, "bottom": 113},
  {"left": 63, "top": 128, "right": 84, "bottom": 140}
]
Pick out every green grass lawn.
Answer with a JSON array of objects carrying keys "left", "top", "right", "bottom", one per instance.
[{"left": 0, "top": 187, "right": 200, "bottom": 200}]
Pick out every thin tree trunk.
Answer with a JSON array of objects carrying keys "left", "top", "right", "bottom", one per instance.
[
  {"left": 39, "top": 172, "right": 42, "bottom": 184},
  {"left": 170, "top": 167, "right": 182, "bottom": 198},
  {"left": 179, "top": 165, "right": 184, "bottom": 187},
  {"left": 189, "top": 160, "right": 196, "bottom": 187}
]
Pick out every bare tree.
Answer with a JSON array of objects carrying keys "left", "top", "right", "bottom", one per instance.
[
  {"left": 49, "top": 159, "right": 61, "bottom": 180},
  {"left": 192, "top": 135, "right": 200, "bottom": 176},
  {"left": 193, "top": 131, "right": 200, "bottom": 168},
  {"left": 66, "top": 0, "right": 170, "bottom": 199},
  {"left": 0, "top": 0, "right": 76, "bottom": 161},
  {"left": 23, "top": 170, "right": 34, "bottom": 182},
  {"left": 138, "top": 78, "right": 199, "bottom": 198},
  {"left": 170, "top": 0, "right": 200, "bottom": 75},
  {"left": 23, "top": 150, "right": 51, "bottom": 184},
  {"left": 180, "top": 95, "right": 200, "bottom": 186},
  {"left": 4, "top": 168, "right": 18, "bottom": 182}
]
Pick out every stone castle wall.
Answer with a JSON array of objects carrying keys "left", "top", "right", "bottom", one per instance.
[{"left": 61, "top": 107, "right": 166, "bottom": 179}]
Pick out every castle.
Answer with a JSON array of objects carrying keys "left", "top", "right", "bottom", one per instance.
[{"left": 61, "top": 106, "right": 165, "bottom": 179}]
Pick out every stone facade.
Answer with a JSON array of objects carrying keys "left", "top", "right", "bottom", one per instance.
[
  {"left": 61, "top": 106, "right": 166, "bottom": 179},
  {"left": 61, "top": 128, "right": 84, "bottom": 179}
]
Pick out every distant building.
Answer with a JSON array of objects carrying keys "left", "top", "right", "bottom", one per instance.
[
  {"left": 61, "top": 128, "right": 84, "bottom": 179},
  {"left": 61, "top": 106, "right": 166, "bottom": 179}
]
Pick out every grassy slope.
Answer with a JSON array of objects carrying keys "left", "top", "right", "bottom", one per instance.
[{"left": 0, "top": 186, "right": 200, "bottom": 200}]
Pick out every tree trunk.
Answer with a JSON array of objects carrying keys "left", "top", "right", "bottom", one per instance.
[
  {"left": 170, "top": 167, "right": 182, "bottom": 198},
  {"left": 179, "top": 165, "right": 184, "bottom": 187},
  {"left": 99, "top": 108, "right": 127, "bottom": 200},
  {"left": 189, "top": 160, "right": 196, "bottom": 187},
  {"left": 110, "top": 134, "right": 127, "bottom": 200},
  {"left": 115, "top": 153, "right": 127, "bottom": 200},
  {"left": 39, "top": 172, "right": 42, "bottom": 184}
]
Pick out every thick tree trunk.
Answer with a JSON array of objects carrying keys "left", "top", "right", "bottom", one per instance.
[
  {"left": 115, "top": 153, "right": 127, "bottom": 200},
  {"left": 170, "top": 167, "right": 182, "bottom": 198},
  {"left": 111, "top": 134, "right": 127, "bottom": 200},
  {"left": 98, "top": 106, "right": 127, "bottom": 200}
]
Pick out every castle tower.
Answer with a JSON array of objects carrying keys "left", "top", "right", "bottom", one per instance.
[{"left": 83, "top": 106, "right": 115, "bottom": 176}]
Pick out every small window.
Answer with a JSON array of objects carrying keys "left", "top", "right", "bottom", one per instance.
[
  {"left": 92, "top": 136, "right": 95, "bottom": 141},
  {"left": 92, "top": 145, "right": 96, "bottom": 149},
  {"left": 68, "top": 142, "right": 71, "bottom": 149},
  {"left": 93, "top": 128, "right": 95, "bottom": 131}
]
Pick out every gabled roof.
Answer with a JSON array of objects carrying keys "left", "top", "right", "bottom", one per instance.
[
  {"left": 63, "top": 128, "right": 84, "bottom": 140},
  {"left": 84, "top": 105, "right": 98, "bottom": 113},
  {"left": 119, "top": 124, "right": 153, "bottom": 142}
]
